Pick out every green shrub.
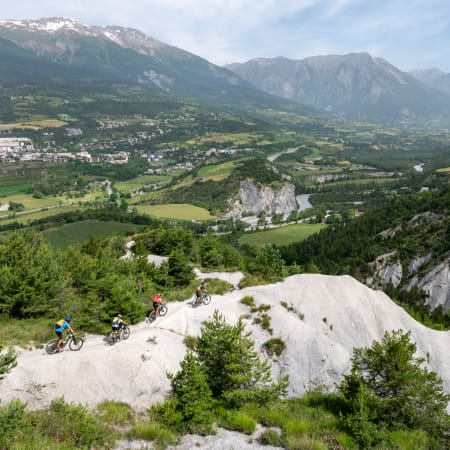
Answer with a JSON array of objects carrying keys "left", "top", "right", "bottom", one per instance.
[
  {"left": 258, "top": 429, "right": 286, "bottom": 447},
  {"left": 263, "top": 338, "right": 286, "bottom": 357},
  {"left": 96, "top": 400, "right": 132, "bottom": 426},
  {"left": 0, "top": 400, "right": 28, "bottom": 448},
  {"left": 387, "top": 429, "right": 431, "bottom": 450},
  {"left": 35, "top": 397, "right": 114, "bottom": 448},
  {"left": 150, "top": 399, "right": 184, "bottom": 432},
  {"left": 239, "top": 274, "right": 270, "bottom": 288},
  {"left": 183, "top": 335, "right": 198, "bottom": 351},
  {"left": 200, "top": 278, "right": 233, "bottom": 294}
]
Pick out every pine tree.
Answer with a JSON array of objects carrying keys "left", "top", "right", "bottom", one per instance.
[
  {"left": 196, "top": 310, "right": 288, "bottom": 407},
  {"left": 0, "top": 345, "right": 16, "bottom": 378},
  {"left": 168, "top": 352, "right": 214, "bottom": 433},
  {"left": 341, "top": 330, "right": 450, "bottom": 442}
]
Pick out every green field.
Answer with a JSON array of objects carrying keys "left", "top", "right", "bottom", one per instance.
[
  {"left": 115, "top": 174, "right": 171, "bottom": 192},
  {"left": 42, "top": 220, "right": 147, "bottom": 248},
  {"left": 135, "top": 203, "right": 215, "bottom": 221},
  {"left": 0, "top": 184, "right": 33, "bottom": 196},
  {"left": 197, "top": 160, "right": 241, "bottom": 181},
  {"left": 0, "top": 205, "right": 82, "bottom": 225},
  {"left": 238, "top": 223, "right": 324, "bottom": 246},
  {"left": 0, "top": 189, "right": 105, "bottom": 212}
]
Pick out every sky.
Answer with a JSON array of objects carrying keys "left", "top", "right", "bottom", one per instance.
[{"left": 2, "top": 0, "right": 450, "bottom": 71}]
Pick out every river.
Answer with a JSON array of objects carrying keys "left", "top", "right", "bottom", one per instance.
[{"left": 296, "top": 193, "right": 312, "bottom": 211}]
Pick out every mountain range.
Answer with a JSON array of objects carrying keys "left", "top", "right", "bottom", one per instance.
[
  {"left": 0, "top": 17, "right": 305, "bottom": 112},
  {"left": 1, "top": 17, "right": 450, "bottom": 126},
  {"left": 227, "top": 53, "right": 450, "bottom": 125}
]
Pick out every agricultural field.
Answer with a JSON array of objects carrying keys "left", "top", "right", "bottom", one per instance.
[
  {"left": 42, "top": 220, "right": 147, "bottom": 248},
  {"left": 0, "top": 190, "right": 105, "bottom": 212},
  {"left": 238, "top": 223, "right": 325, "bottom": 247},
  {"left": 114, "top": 174, "right": 171, "bottom": 192},
  {"left": 0, "top": 119, "right": 66, "bottom": 130},
  {"left": 0, "top": 184, "right": 32, "bottom": 196},
  {"left": 0, "top": 205, "right": 82, "bottom": 226},
  {"left": 196, "top": 160, "right": 241, "bottom": 182},
  {"left": 135, "top": 203, "right": 215, "bottom": 221}
]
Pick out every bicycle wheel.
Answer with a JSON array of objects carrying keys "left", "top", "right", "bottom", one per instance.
[
  {"left": 192, "top": 297, "right": 198, "bottom": 308},
  {"left": 122, "top": 326, "right": 130, "bottom": 340},
  {"left": 108, "top": 332, "right": 117, "bottom": 345},
  {"left": 203, "top": 294, "right": 211, "bottom": 305},
  {"left": 159, "top": 305, "right": 168, "bottom": 317},
  {"left": 69, "top": 336, "right": 84, "bottom": 351},
  {"left": 45, "top": 339, "right": 58, "bottom": 355},
  {"left": 146, "top": 312, "right": 155, "bottom": 323}
]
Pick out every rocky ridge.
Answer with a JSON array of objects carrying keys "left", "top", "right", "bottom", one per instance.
[
  {"left": 225, "top": 178, "right": 297, "bottom": 219},
  {"left": 1, "top": 273, "right": 449, "bottom": 413}
]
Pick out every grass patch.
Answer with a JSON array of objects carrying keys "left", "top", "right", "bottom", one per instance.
[
  {"left": 240, "top": 296, "right": 256, "bottom": 308},
  {"left": 197, "top": 277, "right": 233, "bottom": 295},
  {"left": 42, "top": 220, "right": 147, "bottom": 248},
  {"left": 0, "top": 316, "right": 55, "bottom": 347},
  {"left": 196, "top": 160, "right": 240, "bottom": 181},
  {"left": 216, "top": 409, "right": 257, "bottom": 434},
  {"left": 115, "top": 174, "right": 171, "bottom": 191},
  {"left": 258, "top": 429, "right": 286, "bottom": 447},
  {"left": 280, "top": 301, "right": 305, "bottom": 321},
  {"left": 96, "top": 401, "right": 132, "bottom": 426},
  {"left": 0, "top": 184, "right": 32, "bottom": 197},
  {"left": 238, "top": 223, "right": 324, "bottom": 247},
  {"left": 130, "top": 420, "right": 177, "bottom": 449},
  {"left": 135, "top": 203, "right": 215, "bottom": 221}
]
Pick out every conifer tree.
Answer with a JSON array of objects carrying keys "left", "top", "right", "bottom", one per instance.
[
  {"left": 168, "top": 352, "right": 214, "bottom": 433},
  {"left": 341, "top": 330, "right": 449, "bottom": 442},
  {"left": 196, "top": 310, "right": 288, "bottom": 406}
]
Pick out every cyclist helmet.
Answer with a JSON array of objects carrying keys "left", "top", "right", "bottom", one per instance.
[
  {"left": 201, "top": 280, "right": 205, "bottom": 285},
  {"left": 65, "top": 315, "right": 72, "bottom": 322},
  {"left": 118, "top": 314, "right": 122, "bottom": 318}
]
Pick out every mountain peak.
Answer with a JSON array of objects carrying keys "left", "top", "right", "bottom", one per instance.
[{"left": 0, "top": 17, "right": 86, "bottom": 33}]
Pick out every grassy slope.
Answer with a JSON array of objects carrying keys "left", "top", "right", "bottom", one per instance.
[{"left": 238, "top": 223, "right": 325, "bottom": 246}]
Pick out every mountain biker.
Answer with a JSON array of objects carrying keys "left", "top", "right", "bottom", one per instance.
[
  {"left": 152, "top": 293, "right": 162, "bottom": 318},
  {"left": 112, "top": 314, "right": 128, "bottom": 338},
  {"left": 55, "top": 315, "right": 75, "bottom": 352},
  {"left": 195, "top": 280, "right": 207, "bottom": 303}
]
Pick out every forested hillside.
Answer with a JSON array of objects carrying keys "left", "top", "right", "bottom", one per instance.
[{"left": 278, "top": 186, "right": 450, "bottom": 325}]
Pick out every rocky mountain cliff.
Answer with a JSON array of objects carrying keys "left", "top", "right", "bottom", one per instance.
[
  {"left": 227, "top": 53, "right": 450, "bottom": 125},
  {"left": 225, "top": 178, "right": 297, "bottom": 219}
]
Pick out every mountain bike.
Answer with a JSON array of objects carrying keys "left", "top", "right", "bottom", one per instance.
[
  {"left": 146, "top": 303, "right": 168, "bottom": 323},
  {"left": 192, "top": 292, "right": 211, "bottom": 308},
  {"left": 108, "top": 324, "right": 130, "bottom": 344},
  {"left": 46, "top": 333, "right": 84, "bottom": 354}
]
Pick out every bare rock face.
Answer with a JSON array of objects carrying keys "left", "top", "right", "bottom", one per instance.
[
  {"left": 1, "top": 274, "right": 449, "bottom": 414},
  {"left": 366, "top": 252, "right": 403, "bottom": 289},
  {"left": 366, "top": 251, "right": 450, "bottom": 313},
  {"left": 407, "top": 257, "right": 450, "bottom": 312},
  {"left": 226, "top": 178, "right": 297, "bottom": 219}
]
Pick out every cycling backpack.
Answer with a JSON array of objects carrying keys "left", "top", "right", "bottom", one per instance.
[{"left": 55, "top": 319, "right": 65, "bottom": 328}]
